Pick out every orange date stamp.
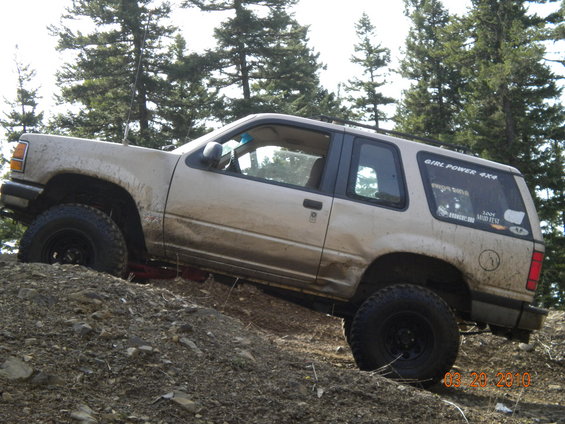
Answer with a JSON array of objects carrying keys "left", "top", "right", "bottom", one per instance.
[{"left": 443, "top": 371, "right": 531, "bottom": 388}]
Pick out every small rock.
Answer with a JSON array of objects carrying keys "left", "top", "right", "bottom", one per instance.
[
  {"left": 128, "top": 336, "right": 151, "bottom": 347},
  {"left": 99, "top": 329, "right": 114, "bottom": 339},
  {"left": 335, "top": 346, "right": 346, "bottom": 353},
  {"left": 178, "top": 323, "right": 194, "bottom": 334},
  {"left": 17, "top": 287, "right": 38, "bottom": 300},
  {"left": 234, "top": 337, "right": 252, "bottom": 346},
  {"left": 548, "top": 384, "right": 562, "bottom": 391},
  {"left": 30, "top": 371, "right": 63, "bottom": 387},
  {"left": 495, "top": 403, "right": 512, "bottom": 414},
  {"left": 235, "top": 349, "right": 256, "bottom": 362},
  {"left": 0, "top": 356, "right": 34, "bottom": 380},
  {"left": 518, "top": 343, "right": 535, "bottom": 352},
  {"left": 70, "top": 404, "right": 97, "bottom": 423},
  {"left": 73, "top": 322, "right": 95, "bottom": 337},
  {"left": 179, "top": 338, "right": 203, "bottom": 357},
  {"left": 69, "top": 290, "right": 104, "bottom": 306},
  {"left": 126, "top": 347, "right": 139, "bottom": 357},
  {"left": 17, "top": 287, "right": 57, "bottom": 306},
  {"left": 170, "top": 391, "right": 201, "bottom": 413},
  {"left": 91, "top": 310, "right": 112, "bottom": 320},
  {"left": 2, "top": 392, "right": 13, "bottom": 401},
  {"left": 138, "top": 345, "right": 156, "bottom": 353}
]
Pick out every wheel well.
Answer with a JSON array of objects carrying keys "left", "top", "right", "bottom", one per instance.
[
  {"left": 352, "top": 253, "right": 471, "bottom": 316},
  {"left": 32, "top": 174, "right": 146, "bottom": 260}
]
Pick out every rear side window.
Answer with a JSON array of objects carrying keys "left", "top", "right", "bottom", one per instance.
[
  {"left": 347, "top": 139, "right": 406, "bottom": 209},
  {"left": 418, "top": 152, "right": 532, "bottom": 239}
]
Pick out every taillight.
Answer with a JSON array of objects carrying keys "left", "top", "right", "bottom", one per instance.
[
  {"left": 526, "top": 251, "right": 544, "bottom": 291},
  {"left": 10, "top": 141, "right": 29, "bottom": 172}
]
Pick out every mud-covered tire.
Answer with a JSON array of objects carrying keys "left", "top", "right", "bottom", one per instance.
[
  {"left": 350, "top": 284, "right": 459, "bottom": 387},
  {"left": 18, "top": 204, "right": 127, "bottom": 277}
]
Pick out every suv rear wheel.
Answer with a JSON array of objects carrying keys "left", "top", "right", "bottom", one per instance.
[
  {"left": 350, "top": 284, "right": 459, "bottom": 387},
  {"left": 18, "top": 204, "right": 127, "bottom": 277}
]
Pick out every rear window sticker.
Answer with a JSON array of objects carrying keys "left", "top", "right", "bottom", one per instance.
[
  {"left": 425, "top": 159, "right": 499, "bottom": 181},
  {"left": 509, "top": 226, "right": 529, "bottom": 236},
  {"left": 476, "top": 210, "right": 500, "bottom": 225},
  {"left": 419, "top": 152, "right": 533, "bottom": 240},
  {"left": 504, "top": 209, "right": 525, "bottom": 225},
  {"left": 432, "top": 183, "right": 475, "bottom": 223}
]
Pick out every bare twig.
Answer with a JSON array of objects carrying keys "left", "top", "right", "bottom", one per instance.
[
  {"left": 442, "top": 399, "right": 470, "bottom": 424},
  {"left": 222, "top": 278, "right": 239, "bottom": 309},
  {"left": 512, "top": 388, "right": 525, "bottom": 416},
  {"left": 310, "top": 363, "right": 318, "bottom": 383}
]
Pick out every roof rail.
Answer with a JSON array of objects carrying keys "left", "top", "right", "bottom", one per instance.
[{"left": 312, "top": 115, "right": 473, "bottom": 154}]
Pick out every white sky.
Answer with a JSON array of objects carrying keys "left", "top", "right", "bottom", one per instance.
[{"left": 0, "top": 0, "right": 562, "bottom": 138}]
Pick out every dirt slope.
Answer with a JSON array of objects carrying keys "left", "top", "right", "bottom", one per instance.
[{"left": 0, "top": 260, "right": 563, "bottom": 423}]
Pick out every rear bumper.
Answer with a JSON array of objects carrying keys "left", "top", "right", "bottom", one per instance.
[
  {"left": 471, "top": 290, "right": 548, "bottom": 331},
  {"left": 517, "top": 304, "right": 548, "bottom": 331}
]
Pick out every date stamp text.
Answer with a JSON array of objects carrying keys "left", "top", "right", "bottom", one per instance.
[{"left": 443, "top": 372, "right": 531, "bottom": 388}]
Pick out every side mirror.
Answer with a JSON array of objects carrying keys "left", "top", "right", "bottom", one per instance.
[{"left": 201, "top": 142, "right": 223, "bottom": 168}]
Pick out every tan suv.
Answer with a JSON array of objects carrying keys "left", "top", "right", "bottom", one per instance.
[{"left": 0, "top": 113, "right": 547, "bottom": 386}]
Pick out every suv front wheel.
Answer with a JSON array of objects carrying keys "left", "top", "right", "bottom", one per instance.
[
  {"left": 350, "top": 284, "right": 459, "bottom": 387},
  {"left": 18, "top": 204, "right": 127, "bottom": 277}
]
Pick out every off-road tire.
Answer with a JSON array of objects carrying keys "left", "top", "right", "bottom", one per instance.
[
  {"left": 350, "top": 284, "right": 459, "bottom": 387},
  {"left": 18, "top": 204, "right": 127, "bottom": 277},
  {"left": 342, "top": 317, "right": 353, "bottom": 345}
]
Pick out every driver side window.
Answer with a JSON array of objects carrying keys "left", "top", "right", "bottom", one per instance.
[{"left": 218, "top": 125, "right": 330, "bottom": 190}]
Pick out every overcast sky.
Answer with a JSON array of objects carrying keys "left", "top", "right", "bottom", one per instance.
[{"left": 0, "top": 0, "right": 562, "bottom": 137}]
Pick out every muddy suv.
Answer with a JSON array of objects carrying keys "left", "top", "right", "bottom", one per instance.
[{"left": 1, "top": 113, "right": 547, "bottom": 386}]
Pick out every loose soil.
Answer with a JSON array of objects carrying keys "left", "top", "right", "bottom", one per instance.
[{"left": 0, "top": 258, "right": 563, "bottom": 423}]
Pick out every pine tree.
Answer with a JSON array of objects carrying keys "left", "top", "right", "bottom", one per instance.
[
  {"left": 50, "top": 0, "right": 176, "bottom": 148},
  {"left": 395, "top": 0, "right": 464, "bottom": 140},
  {"left": 459, "top": 0, "right": 564, "bottom": 307},
  {"left": 345, "top": 13, "right": 394, "bottom": 128},
  {"left": 1, "top": 57, "right": 44, "bottom": 142},
  {"left": 156, "top": 35, "right": 220, "bottom": 145},
  {"left": 0, "top": 55, "right": 40, "bottom": 250},
  {"left": 183, "top": 0, "right": 337, "bottom": 120}
]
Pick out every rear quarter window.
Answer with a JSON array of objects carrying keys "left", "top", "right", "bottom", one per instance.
[{"left": 418, "top": 152, "right": 532, "bottom": 239}]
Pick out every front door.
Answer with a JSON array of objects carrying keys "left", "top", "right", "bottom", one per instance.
[{"left": 164, "top": 122, "right": 337, "bottom": 287}]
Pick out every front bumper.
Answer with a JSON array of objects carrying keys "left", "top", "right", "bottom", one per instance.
[{"left": 0, "top": 180, "right": 44, "bottom": 209}]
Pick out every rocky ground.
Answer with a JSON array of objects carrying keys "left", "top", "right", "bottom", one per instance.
[{"left": 0, "top": 259, "right": 563, "bottom": 423}]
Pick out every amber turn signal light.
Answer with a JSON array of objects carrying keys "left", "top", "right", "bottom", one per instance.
[{"left": 10, "top": 141, "right": 28, "bottom": 172}]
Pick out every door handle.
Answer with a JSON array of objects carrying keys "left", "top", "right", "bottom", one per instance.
[{"left": 303, "top": 199, "right": 323, "bottom": 210}]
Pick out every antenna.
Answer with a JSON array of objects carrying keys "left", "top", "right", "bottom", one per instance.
[{"left": 123, "top": 13, "right": 151, "bottom": 146}]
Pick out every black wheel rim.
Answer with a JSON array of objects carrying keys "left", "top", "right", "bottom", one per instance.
[
  {"left": 42, "top": 229, "right": 95, "bottom": 266},
  {"left": 381, "top": 312, "right": 434, "bottom": 366}
]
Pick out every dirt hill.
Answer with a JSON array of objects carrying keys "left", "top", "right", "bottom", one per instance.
[{"left": 0, "top": 259, "right": 563, "bottom": 423}]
